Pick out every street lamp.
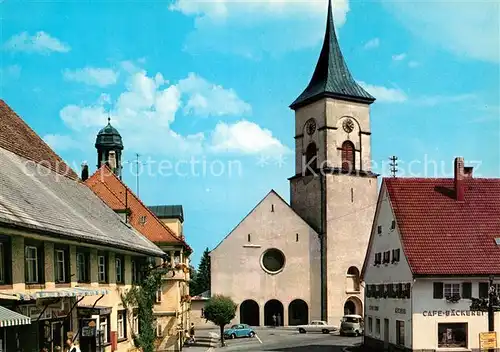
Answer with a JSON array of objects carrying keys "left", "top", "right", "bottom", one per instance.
[{"left": 470, "top": 275, "right": 500, "bottom": 352}]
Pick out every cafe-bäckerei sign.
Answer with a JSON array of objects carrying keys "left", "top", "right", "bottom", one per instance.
[
  {"left": 422, "top": 309, "right": 486, "bottom": 317},
  {"left": 479, "top": 332, "right": 496, "bottom": 350}
]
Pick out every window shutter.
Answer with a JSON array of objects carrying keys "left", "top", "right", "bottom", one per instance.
[
  {"left": 433, "top": 282, "right": 444, "bottom": 299},
  {"left": 479, "top": 282, "right": 489, "bottom": 298},
  {"left": 462, "top": 282, "right": 472, "bottom": 299}
]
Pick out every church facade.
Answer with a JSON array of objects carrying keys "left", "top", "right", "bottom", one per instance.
[{"left": 210, "top": 0, "right": 379, "bottom": 327}]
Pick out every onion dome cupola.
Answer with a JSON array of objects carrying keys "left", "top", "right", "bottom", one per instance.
[
  {"left": 95, "top": 117, "right": 124, "bottom": 178},
  {"left": 290, "top": 0, "right": 375, "bottom": 110}
]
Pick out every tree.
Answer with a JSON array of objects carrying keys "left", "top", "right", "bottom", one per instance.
[
  {"left": 203, "top": 295, "right": 237, "bottom": 347},
  {"left": 192, "top": 248, "right": 210, "bottom": 296},
  {"left": 189, "top": 265, "right": 199, "bottom": 295},
  {"left": 121, "top": 262, "right": 171, "bottom": 352}
]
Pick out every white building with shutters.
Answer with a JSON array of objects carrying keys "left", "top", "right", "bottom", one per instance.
[{"left": 361, "top": 158, "right": 500, "bottom": 351}]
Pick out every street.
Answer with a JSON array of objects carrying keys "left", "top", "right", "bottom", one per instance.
[{"left": 187, "top": 327, "right": 361, "bottom": 351}]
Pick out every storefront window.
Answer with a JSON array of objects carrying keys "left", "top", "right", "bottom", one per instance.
[
  {"left": 438, "top": 323, "right": 467, "bottom": 348},
  {"left": 396, "top": 320, "right": 404, "bottom": 345},
  {"left": 100, "top": 315, "right": 109, "bottom": 344}
]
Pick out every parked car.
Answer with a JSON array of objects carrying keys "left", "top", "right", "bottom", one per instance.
[
  {"left": 339, "top": 314, "right": 364, "bottom": 336},
  {"left": 223, "top": 324, "right": 256, "bottom": 339},
  {"left": 297, "top": 320, "right": 337, "bottom": 334}
]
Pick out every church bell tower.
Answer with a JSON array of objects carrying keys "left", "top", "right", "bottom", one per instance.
[
  {"left": 289, "top": 0, "right": 379, "bottom": 324},
  {"left": 95, "top": 118, "right": 124, "bottom": 179}
]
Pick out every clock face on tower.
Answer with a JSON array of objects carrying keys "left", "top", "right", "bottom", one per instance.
[
  {"left": 305, "top": 119, "right": 316, "bottom": 135},
  {"left": 343, "top": 118, "right": 355, "bottom": 133}
]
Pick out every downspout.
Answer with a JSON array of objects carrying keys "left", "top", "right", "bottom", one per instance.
[{"left": 320, "top": 171, "right": 328, "bottom": 322}]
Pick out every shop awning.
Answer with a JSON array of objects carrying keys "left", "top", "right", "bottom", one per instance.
[
  {"left": 0, "top": 306, "right": 31, "bottom": 327},
  {"left": 0, "top": 287, "right": 110, "bottom": 301}
]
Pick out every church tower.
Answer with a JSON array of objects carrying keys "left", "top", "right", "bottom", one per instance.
[
  {"left": 289, "top": 0, "right": 378, "bottom": 323},
  {"left": 95, "top": 118, "right": 124, "bottom": 178}
]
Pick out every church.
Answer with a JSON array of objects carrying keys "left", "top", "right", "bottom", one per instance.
[{"left": 210, "top": 0, "right": 379, "bottom": 327}]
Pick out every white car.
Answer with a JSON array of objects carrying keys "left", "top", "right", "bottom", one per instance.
[{"left": 297, "top": 320, "right": 337, "bottom": 334}]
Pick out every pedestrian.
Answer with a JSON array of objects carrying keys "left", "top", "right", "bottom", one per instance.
[
  {"left": 277, "top": 313, "right": 282, "bottom": 326},
  {"left": 272, "top": 314, "right": 277, "bottom": 327},
  {"left": 66, "top": 339, "right": 81, "bottom": 352},
  {"left": 189, "top": 323, "right": 196, "bottom": 343}
]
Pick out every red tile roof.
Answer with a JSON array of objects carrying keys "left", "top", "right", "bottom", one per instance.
[
  {"left": 85, "top": 165, "right": 191, "bottom": 251},
  {"left": 0, "top": 100, "right": 78, "bottom": 180},
  {"left": 385, "top": 176, "right": 500, "bottom": 276}
]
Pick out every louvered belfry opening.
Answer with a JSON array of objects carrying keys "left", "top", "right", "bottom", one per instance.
[
  {"left": 341, "top": 141, "right": 355, "bottom": 171},
  {"left": 305, "top": 142, "right": 317, "bottom": 173}
]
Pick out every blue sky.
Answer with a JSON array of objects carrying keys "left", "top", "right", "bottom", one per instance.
[{"left": 2, "top": 0, "right": 499, "bottom": 266}]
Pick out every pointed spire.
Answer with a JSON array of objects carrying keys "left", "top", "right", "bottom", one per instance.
[{"left": 290, "top": 0, "right": 375, "bottom": 110}]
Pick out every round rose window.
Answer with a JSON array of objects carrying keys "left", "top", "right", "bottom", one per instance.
[{"left": 261, "top": 248, "right": 286, "bottom": 274}]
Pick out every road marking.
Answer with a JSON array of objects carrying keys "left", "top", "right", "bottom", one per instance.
[{"left": 255, "top": 334, "right": 263, "bottom": 344}]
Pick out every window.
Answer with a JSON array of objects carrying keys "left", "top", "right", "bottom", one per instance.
[
  {"left": 377, "top": 225, "right": 382, "bottom": 234},
  {"left": 396, "top": 321, "right": 405, "bottom": 345},
  {"left": 132, "top": 311, "right": 139, "bottom": 335},
  {"left": 0, "top": 238, "right": 11, "bottom": 285},
  {"left": 156, "top": 288, "right": 162, "bottom": 303},
  {"left": 383, "top": 251, "right": 391, "bottom": 264},
  {"left": 25, "top": 245, "right": 41, "bottom": 284},
  {"left": 296, "top": 233, "right": 299, "bottom": 242},
  {"left": 368, "top": 317, "right": 373, "bottom": 333},
  {"left": 305, "top": 142, "right": 317, "bottom": 173},
  {"left": 392, "top": 249, "right": 401, "bottom": 263},
  {"left": 433, "top": 282, "right": 444, "bottom": 299},
  {"left": 131, "top": 259, "right": 138, "bottom": 284},
  {"left": 115, "top": 255, "right": 124, "bottom": 284},
  {"left": 117, "top": 310, "right": 127, "bottom": 339},
  {"left": 98, "top": 254, "right": 108, "bottom": 283},
  {"left": 438, "top": 323, "right": 467, "bottom": 348},
  {"left": 247, "top": 234, "right": 251, "bottom": 242},
  {"left": 156, "top": 323, "right": 163, "bottom": 337},
  {"left": 444, "top": 283, "right": 460, "bottom": 299},
  {"left": 55, "top": 249, "right": 65, "bottom": 283},
  {"left": 77, "top": 250, "right": 90, "bottom": 283},
  {"left": 375, "top": 319, "right": 380, "bottom": 335},
  {"left": 100, "top": 315, "right": 110, "bottom": 344},
  {"left": 479, "top": 282, "right": 489, "bottom": 298},
  {"left": 341, "top": 140, "right": 355, "bottom": 171},
  {"left": 174, "top": 251, "right": 181, "bottom": 264},
  {"left": 374, "top": 252, "right": 382, "bottom": 265},
  {"left": 261, "top": 248, "right": 286, "bottom": 273}
]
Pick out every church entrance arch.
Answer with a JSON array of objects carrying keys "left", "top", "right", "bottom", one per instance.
[
  {"left": 344, "top": 296, "right": 362, "bottom": 315},
  {"left": 240, "top": 300, "right": 260, "bottom": 326},
  {"left": 264, "top": 300, "right": 284, "bottom": 326},
  {"left": 288, "top": 299, "right": 308, "bottom": 326}
]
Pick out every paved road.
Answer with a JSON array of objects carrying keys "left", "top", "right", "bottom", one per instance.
[{"left": 191, "top": 327, "right": 361, "bottom": 352}]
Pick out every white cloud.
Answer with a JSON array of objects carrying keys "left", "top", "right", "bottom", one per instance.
[
  {"left": 178, "top": 73, "right": 252, "bottom": 117},
  {"left": 63, "top": 67, "right": 119, "bottom": 87},
  {"left": 384, "top": 1, "right": 499, "bottom": 63},
  {"left": 414, "top": 94, "right": 476, "bottom": 107},
  {"left": 210, "top": 120, "right": 290, "bottom": 155},
  {"left": 170, "top": 0, "right": 349, "bottom": 57},
  {"left": 43, "top": 134, "right": 80, "bottom": 151},
  {"left": 53, "top": 68, "right": 285, "bottom": 157},
  {"left": 4, "top": 31, "right": 70, "bottom": 54},
  {"left": 392, "top": 53, "right": 407, "bottom": 61},
  {"left": 363, "top": 38, "right": 380, "bottom": 50},
  {"left": 358, "top": 81, "right": 408, "bottom": 103},
  {"left": 408, "top": 60, "right": 420, "bottom": 68}
]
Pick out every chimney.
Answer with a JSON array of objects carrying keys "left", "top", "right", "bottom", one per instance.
[
  {"left": 108, "top": 151, "right": 117, "bottom": 171},
  {"left": 81, "top": 162, "right": 89, "bottom": 181},
  {"left": 464, "top": 166, "right": 474, "bottom": 178},
  {"left": 454, "top": 157, "right": 465, "bottom": 201}
]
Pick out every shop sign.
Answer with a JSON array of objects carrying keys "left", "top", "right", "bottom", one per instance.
[
  {"left": 480, "top": 332, "right": 496, "bottom": 349},
  {"left": 423, "top": 310, "right": 486, "bottom": 317},
  {"left": 368, "top": 305, "right": 379, "bottom": 311},
  {"left": 395, "top": 308, "right": 406, "bottom": 314}
]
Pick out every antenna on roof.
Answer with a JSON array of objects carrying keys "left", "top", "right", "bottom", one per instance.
[
  {"left": 389, "top": 156, "right": 398, "bottom": 177},
  {"left": 123, "top": 153, "right": 143, "bottom": 197}
]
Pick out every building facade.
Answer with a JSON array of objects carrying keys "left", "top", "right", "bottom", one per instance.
[
  {"left": 86, "top": 163, "right": 193, "bottom": 352},
  {"left": 0, "top": 100, "right": 165, "bottom": 352},
  {"left": 362, "top": 157, "right": 500, "bottom": 351},
  {"left": 210, "top": 0, "right": 375, "bottom": 327}
]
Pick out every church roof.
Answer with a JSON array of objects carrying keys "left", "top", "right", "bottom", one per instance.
[
  {"left": 290, "top": 0, "right": 375, "bottom": 110},
  {"left": 95, "top": 118, "right": 123, "bottom": 150}
]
